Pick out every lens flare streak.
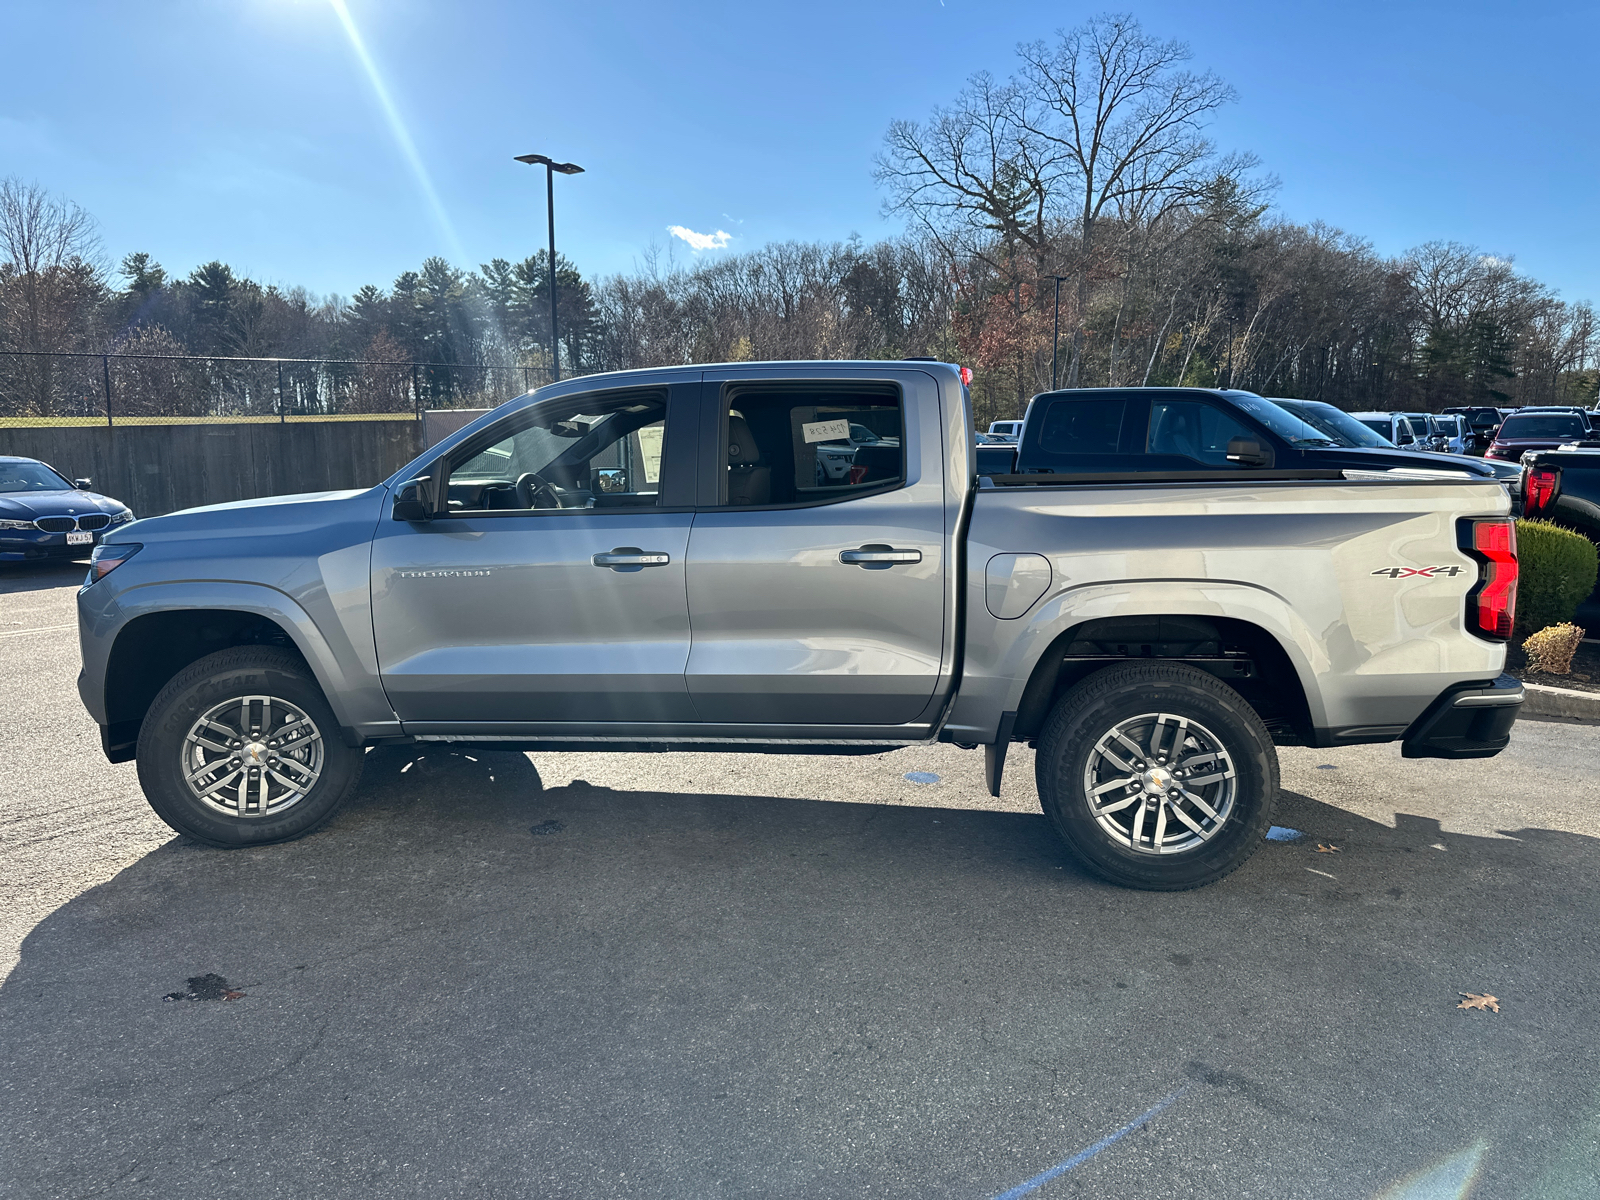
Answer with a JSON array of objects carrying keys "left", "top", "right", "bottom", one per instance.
[{"left": 326, "top": 0, "right": 464, "bottom": 259}]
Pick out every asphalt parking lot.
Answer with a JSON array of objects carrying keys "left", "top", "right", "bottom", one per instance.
[{"left": 3, "top": 560, "right": 1599, "bottom": 1199}]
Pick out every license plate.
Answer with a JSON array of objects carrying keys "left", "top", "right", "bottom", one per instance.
[{"left": 66, "top": 530, "right": 92, "bottom": 545}]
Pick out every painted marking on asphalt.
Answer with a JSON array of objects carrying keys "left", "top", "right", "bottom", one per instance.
[
  {"left": 1307, "top": 868, "right": 1337, "bottom": 880},
  {"left": 903, "top": 771, "right": 941, "bottom": 784},
  {"left": 0, "top": 623, "right": 76, "bottom": 639},
  {"left": 990, "top": 1086, "right": 1190, "bottom": 1199}
]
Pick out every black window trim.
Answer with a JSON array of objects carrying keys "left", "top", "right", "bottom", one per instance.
[
  {"left": 698, "top": 379, "right": 910, "bottom": 512},
  {"left": 431, "top": 383, "right": 698, "bottom": 518}
]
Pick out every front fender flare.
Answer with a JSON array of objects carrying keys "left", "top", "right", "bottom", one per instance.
[{"left": 101, "top": 580, "right": 372, "bottom": 736}]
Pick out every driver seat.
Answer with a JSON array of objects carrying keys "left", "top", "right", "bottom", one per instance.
[{"left": 726, "top": 415, "right": 770, "bottom": 505}]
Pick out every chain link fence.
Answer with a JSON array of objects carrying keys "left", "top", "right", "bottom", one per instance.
[{"left": 0, "top": 351, "right": 564, "bottom": 426}]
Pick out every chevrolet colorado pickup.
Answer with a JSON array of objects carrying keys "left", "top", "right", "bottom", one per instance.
[{"left": 76, "top": 362, "right": 1524, "bottom": 890}]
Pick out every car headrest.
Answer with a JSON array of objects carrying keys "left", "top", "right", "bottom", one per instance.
[{"left": 728, "top": 415, "right": 762, "bottom": 464}]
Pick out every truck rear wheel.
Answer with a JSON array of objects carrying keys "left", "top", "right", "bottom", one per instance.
[
  {"left": 1035, "top": 661, "right": 1278, "bottom": 890},
  {"left": 135, "top": 647, "right": 363, "bottom": 847}
]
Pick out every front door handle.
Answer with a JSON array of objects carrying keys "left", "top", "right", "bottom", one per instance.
[
  {"left": 593, "top": 547, "right": 672, "bottom": 571},
  {"left": 839, "top": 544, "right": 922, "bottom": 570}
]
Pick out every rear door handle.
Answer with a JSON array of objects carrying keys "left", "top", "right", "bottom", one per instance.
[
  {"left": 839, "top": 545, "right": 922, "bottom": 569},
  {"left": 593, "top": 547, "right": 672, "bottom": 571}
]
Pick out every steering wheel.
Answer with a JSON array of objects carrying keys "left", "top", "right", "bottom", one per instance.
[{"left": 514, "top": 471, "right": 563, "bottom": 509}]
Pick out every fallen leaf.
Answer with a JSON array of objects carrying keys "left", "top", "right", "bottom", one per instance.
[
  {"left": 222, "top": 990, "right": 246, "bottom": 1001},
  {"left": 1457, "top": 992, "right": 1500, "bottom": 1013},
  {"left": 1315, "top": 843, "right": 1341, "bottom": 853}
]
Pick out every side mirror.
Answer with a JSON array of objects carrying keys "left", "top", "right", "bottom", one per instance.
[
  {"left": 392, "top": 475, "right": 436, "bottom": 523},
  {"left": 1225, "top": 438, "right": 1274, "bottom": 468},
  {"left": 74, "top": 478, "right": 92, "bottom": 490}
]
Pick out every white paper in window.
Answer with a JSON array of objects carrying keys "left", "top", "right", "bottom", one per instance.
[{"left": 802, "top": 418, "right": 851, "bottom": 444}]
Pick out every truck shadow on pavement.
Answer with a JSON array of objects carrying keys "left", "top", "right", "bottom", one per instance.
[{"left": 4, "top": 747, "right": 1599, "bottom": 1199}]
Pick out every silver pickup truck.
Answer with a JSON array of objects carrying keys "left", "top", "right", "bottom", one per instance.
[{"left": 75, "top": 362, "right": 1524, "bottom": 889}]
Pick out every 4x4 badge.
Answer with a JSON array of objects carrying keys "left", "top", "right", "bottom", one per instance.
[{"left": 1371, "top": 565, "right": 1464, "bottom": 578}]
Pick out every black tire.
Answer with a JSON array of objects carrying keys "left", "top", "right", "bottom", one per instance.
[
  {"left": 135, "top": 647, "right": 363, "bottom": 847},
  {"left": 1035, "top": 661, "right": 1278, "bottom": 890}
]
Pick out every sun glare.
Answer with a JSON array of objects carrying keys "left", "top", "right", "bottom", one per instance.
[{"left": 326, "top": 0, "right": 464, "bottom": 259}]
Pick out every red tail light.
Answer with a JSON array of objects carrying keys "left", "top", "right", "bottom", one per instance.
[
  {"left": 958, "top": 366, "right": 973, "bottom": 386},
  {"left": 1458, "top": 518, "right": 1517, "bottom": 641},
  {"left": 1524, "top": 466, "right": 1558, "bottom": 515}
]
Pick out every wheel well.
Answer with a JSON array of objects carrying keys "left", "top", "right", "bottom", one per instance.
[
  {"left": 102, "top": 610, "right": 304, "bottom": 754},
  {"left": 1010, "top": 615, "right": 1313, "bottom": 745}
]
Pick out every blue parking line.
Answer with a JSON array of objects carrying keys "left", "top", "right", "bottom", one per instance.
[{"left": 991, "top": 1086, "right": 1190, "bottom": 1200}]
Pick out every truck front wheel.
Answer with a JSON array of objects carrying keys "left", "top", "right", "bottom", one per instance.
[
  {"left": 135, "top": 647, "right": 364, "bottom": 847},
  {"left": 1035, "top": 661, "right": 1278, "bottom": 890}
]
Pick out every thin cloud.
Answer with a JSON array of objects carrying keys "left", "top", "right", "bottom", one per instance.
[{"left": 668, "top": 225, "right": 732, "bottom": 252}]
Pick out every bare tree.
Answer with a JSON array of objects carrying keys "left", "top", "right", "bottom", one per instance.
[
  {"left": 1014, "top": 14, "right": 1247, "bottom": 385},
  {"left": 875, "top": 72, "right": 1055, "bottom": 281},
  {"left": 0, "top": 178, "right": 105, "bottom": 414}
]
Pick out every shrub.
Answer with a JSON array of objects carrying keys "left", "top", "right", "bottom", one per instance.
[
  {"left": 1514, "top": 519, "right": 1599, "bottom": 638},
  {"left": 1523, "top": 622, "right": 1584, "bottom": 674}
]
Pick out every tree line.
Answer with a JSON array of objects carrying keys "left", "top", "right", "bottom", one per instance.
[{"left": 2, "top": 13, "right": 1595, "bottom": 424}]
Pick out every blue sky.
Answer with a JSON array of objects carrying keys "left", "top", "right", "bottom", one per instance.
[{"left": 5, "top": 0, "right": 1597, "bottom": 305}]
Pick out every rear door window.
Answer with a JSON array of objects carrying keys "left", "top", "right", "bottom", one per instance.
[{"left": 712, "top": 388, "right": 904, "bottom": 507}]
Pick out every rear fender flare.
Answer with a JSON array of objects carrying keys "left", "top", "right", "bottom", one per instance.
[{"left": 994, "top": 579, "right": 1327, "bottom": 729}]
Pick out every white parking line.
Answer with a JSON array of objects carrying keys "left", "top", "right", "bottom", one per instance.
[{"left": 0, "top": 623, "right": 76, "bottom": 639}]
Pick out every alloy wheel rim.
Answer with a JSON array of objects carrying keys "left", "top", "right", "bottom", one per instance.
[
  {"left": 180, "top": 695, "right": 324, "bottom": 819},
  {"left": 1082, "top": 711, "right": 1236, "bottom": 855}
]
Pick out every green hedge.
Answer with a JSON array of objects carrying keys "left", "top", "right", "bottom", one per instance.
[{"left": 1515, "top": 519, "right": 1599, "bottom": 638}]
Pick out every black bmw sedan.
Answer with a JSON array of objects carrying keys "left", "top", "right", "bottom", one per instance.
[{"left": 0, "top": 457, "right": 136, "bottom": 563}]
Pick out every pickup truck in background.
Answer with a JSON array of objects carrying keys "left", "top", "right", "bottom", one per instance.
[
  {"left": 1005, "top": 388, "right": 1517, "bottom": 484},
  {"left": 77, "top": 362, "right": 1523, "bottom": 891},
  {"left": 1519, "top": 448, "right": 1600, "bottom": 635}
]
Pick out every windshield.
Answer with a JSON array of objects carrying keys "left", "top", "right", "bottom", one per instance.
[
  {"left": 1500, "top": 415, "right": 1586, "bottom": 439},
  {"left": 0, "top": 461, "right": 71, "bottom": 493},
  {"left": 1272, "top": 401, "right": 1396, "bottom": 448},
  {"left": 1225, "top": 393, "right": 1342, "bottom": 446},
  {"left": 1433, "top": 415, "right": 1461, "bottom": 436}
]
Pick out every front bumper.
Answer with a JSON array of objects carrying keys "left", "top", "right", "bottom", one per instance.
[
  {"left": 0, "top": 530, "right": 102, "bottom": 562},
  {"left": 1401, "top": 672, "right": 1524, "bottom": 759}
]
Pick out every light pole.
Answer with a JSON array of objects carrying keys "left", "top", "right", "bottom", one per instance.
[
  {"left": 1045, "top": 275, "right": 1072, "bottom": 391},
  {"left": 514, "top": 153, "right": 584, "bottom": 382}
]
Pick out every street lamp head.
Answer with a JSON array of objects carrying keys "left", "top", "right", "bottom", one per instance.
[{"left": 515, "top": 153, "right": 584, "bottom": 174}]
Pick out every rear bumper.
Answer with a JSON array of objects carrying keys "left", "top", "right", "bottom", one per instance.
[{"left": 1401, "top": 672, "right": 1524, "bottom": 759}]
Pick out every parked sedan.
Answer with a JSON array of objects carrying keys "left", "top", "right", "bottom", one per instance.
[
  {"left": 0, "top": 457, "right": 135, "bottom": 563},
  {"left": 1486, "top": 412, "right": 1591, "bottom": 463}
]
